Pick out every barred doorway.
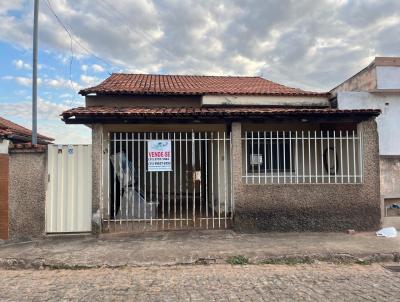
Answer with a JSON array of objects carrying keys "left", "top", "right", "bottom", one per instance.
[{"left": 103, "top": 131, "right": 233, "bottom": 232}]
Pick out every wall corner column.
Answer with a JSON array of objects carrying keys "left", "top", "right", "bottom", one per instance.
[
  {"left": 358, "top": 117, "right": 381, "bottom": 228},
  {"left": 231, "top": 122, "right": 244, "bottom": 230},
  {"left": 0, "top": 150, "right": 9, "bottom": 240},
  {"left": 92, "top": 124, "right": 103, "bottom": 234},
  {"left": 231, "top": 122, "right": 242, "bottom": 186}
]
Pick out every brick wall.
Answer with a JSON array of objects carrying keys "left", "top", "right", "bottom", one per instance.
[{"left": 0, "top": 154, "right": 9, "bottom": 240}]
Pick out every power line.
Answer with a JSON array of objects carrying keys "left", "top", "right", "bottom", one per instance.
[
  {"left": 44, "top": 0, "right": 120, "bottom": 108},
  {"left": 44, "top": 0, "right": 118, "bottom": 72},
  {"left": 97, "top": 0, "right": 176, "bottom": 61},
  {"left": 44, "top": 0, "right": 78, "bottom": 107},
  {"left": 98, "top": 0, "right": 201, "bottom": 66},
  {"left": 44, "top": 0, "right": 74, "bottom": 105}
]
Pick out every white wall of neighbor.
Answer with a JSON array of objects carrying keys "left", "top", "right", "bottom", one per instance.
[
  {"left": 0, "top": 139, "right": 9, "bottom": 154},
  {"left": 202, "top": 95, "right": 329, "bottom": 106},
  {"left": 337, "top": 91, "right": 400, "bottom": 155},
  {"left": 376, "top": 66, "right": 400, "bottom": 90}
]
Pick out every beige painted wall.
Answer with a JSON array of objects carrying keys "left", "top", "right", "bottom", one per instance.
[{"left": 86, "top": 95, "right": 202, "bottom": 108}]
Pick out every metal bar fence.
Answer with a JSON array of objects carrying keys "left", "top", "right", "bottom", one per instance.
[
  {"left": 242, "top": 130, "right": 363, "bottom": 184},
  {"left": 104, "top": 131, "right": 233, "bottom": 232}
]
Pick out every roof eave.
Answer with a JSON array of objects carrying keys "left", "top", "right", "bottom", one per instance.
[
  {"left": 62, "top": 111, "right": 380, "bottom": 125},
  {"left": 79, "top": 90, "right": 329, "bottom": 97}
]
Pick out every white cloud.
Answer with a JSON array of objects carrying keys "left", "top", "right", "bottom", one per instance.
[
  {"left": 0, "top": 1, "right": 23, "bottom": 15},
  {"left": 92, "top": 64, "right": 105, "bottom": 73},
  {"left": 1, "top": 0, "right": 400, "bottom": 92},
  {"left": 80, "top": 74, "right": 100, "bottom": 86},
  {"left": 59, "top": 93, "right": 73, "bottom": 98},
  {"left": 2, "top": 76, "right": 37, "bottom": 87},
  {"left": 3, "top": 75, "right": 80, "bottom": 90},
  {"left": 44, "top": 77, "right": 80, "bottom": 90},
  {"left": 0, "top": 98, "right": 90, "bottom": 143},
  {"left": 0, "top": 98, "right": 67, "bottom": 120},
  {"left": 38, "top": 122, "right": 91, "bottom": 144},
  {"left": 13, "top": 59, "right": 31, "bottom": 70}
]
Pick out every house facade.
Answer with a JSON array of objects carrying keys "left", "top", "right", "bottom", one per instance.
[
  {"left": 331, "top": 56, "right": 400, "bottom": 229},
  {"left": 62, "top": 74, "right": 381, "bottom": 233}
]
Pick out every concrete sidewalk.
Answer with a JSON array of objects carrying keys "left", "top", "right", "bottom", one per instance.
[{"left": 0, "top": 230, "right": 399, "bottom": 269}]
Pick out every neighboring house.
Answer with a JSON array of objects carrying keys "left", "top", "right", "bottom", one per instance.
[
  {"left": 331, "top": 57, "right": 400, "bottom": 228},
  {"left": 62, "top": 74, "right": 381, "bottom": 233},
  {"left": 0, "top": 116, "right": 53, "bottom": 240}
]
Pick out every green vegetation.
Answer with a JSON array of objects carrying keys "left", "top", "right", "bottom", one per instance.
[
  {"left": 259, "top": 257, "right": 314, "bottom": 265},
  {"left": 226, "top": 255, "right": 250, "bottom": 265}
]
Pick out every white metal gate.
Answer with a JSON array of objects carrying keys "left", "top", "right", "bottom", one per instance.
[
  {"left": 103, "top": 131, "right": 233, "bottom": 232},
  {"left": 46, "top": 145, "right": 92, "bottom": 233}
]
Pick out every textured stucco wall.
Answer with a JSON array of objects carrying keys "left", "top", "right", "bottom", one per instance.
[
  {"left": 232, "top": 119, "right": 381, "bottom": 232},
  {"left": 0, "top": 154, "right": 9, "bottom": 239},
  {"left": 8, "top": 150, "right": 46, "bottom": 239},
  {"left": 380, "top": 156, "right": 400, "bottom": 198},
  {"left": 92, "top": 124, "right": 103, "bottom": 234},
  {"left": 331, "top": 64, "right": 377, "bottom": 95}
]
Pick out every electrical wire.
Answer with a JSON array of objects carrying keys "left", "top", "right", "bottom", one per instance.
[
  {"left": 43, "top": 0, "right": 121, "bottom": 108},
  {"left": 45, "top": 0, "right": 117, "bottom": 71},
  {"left": 44, "top": 0, "right": 76, "bottom": 107}
]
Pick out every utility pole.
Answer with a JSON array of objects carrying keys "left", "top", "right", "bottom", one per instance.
[{"left": 32, "top": 0, "right": 39, "bottom": 145}]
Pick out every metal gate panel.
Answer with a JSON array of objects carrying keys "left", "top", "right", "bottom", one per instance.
[
  {"left": 46, "top": 145, "right": 92, "bottom": 233},
  {"left": 103, "top": 131, "right": 233, "bottom": 232}
]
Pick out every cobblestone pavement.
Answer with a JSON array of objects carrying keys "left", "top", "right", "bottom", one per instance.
[{"left": 0, "top": 264, "right": 399, "bottom": 301}]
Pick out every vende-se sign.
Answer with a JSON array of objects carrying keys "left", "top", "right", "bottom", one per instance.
[{"left": 147, "top": 140, "right": 172, "bottom": 171}]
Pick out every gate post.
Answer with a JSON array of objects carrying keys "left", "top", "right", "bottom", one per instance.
[
  {"left": 231, "top": 123, "right": 242, "bottom": 186},
  {"left": 231, "top": 123, "right": 242, "bottom": 229},
  {"left": 92, "top": 124, "right": 103, "bottom": 234},
  {"left": 0, "top": 152, "right": 9, "bottom": 240}
]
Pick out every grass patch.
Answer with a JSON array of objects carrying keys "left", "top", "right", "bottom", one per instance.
[
  {"left": 355, "top": 259, "right": 372, "bottom": 265},
  {"left": 226, "top": 255, "right": 250, "bottom": 265},
  {"left": 45, "top": 263, "right": 98, "bottom": 270},
  {"left": 259, "top": 257, "right": 314, "bottom": 265}
]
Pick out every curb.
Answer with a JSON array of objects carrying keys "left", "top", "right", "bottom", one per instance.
[{"left": 0, "top": 252, "right": 399, "bottom": 270}]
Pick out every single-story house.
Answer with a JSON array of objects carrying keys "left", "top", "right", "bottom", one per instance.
[
  {"left": 0, "top": 116, "right": 53, "bottom": 240},
  {"left": 62, "top": 74, "right": 381, "bottom": 233}
]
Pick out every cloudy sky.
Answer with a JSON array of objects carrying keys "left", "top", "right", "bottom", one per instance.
[{"left": 0, "top": 0, "right": 399, "bottom": 143}]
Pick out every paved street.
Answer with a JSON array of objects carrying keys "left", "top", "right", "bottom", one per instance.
[{"left": 0, "top": 264, "right": 399, "bottom": 301}]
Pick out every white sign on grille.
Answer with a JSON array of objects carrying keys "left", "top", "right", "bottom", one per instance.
[{"left": 147, "top": 140, "right": 172, "bottom": 171}]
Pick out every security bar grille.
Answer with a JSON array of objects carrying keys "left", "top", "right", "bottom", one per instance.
[
  {"left": 242, "top": 130, "right": 363, "bottom": 184},
  {"left": 104, "top": 131, "right": 233, "bottom": 232}
]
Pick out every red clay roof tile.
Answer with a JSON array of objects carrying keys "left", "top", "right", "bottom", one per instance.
[
  {"left": 0, "top": 116, "right": 53, "bottom": 142},
  {"left": 62, "top": 106, "right": 380, "bottom": 122},
  {"left": 79, "top": 74, "right": 328, "bottom": 97}
]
